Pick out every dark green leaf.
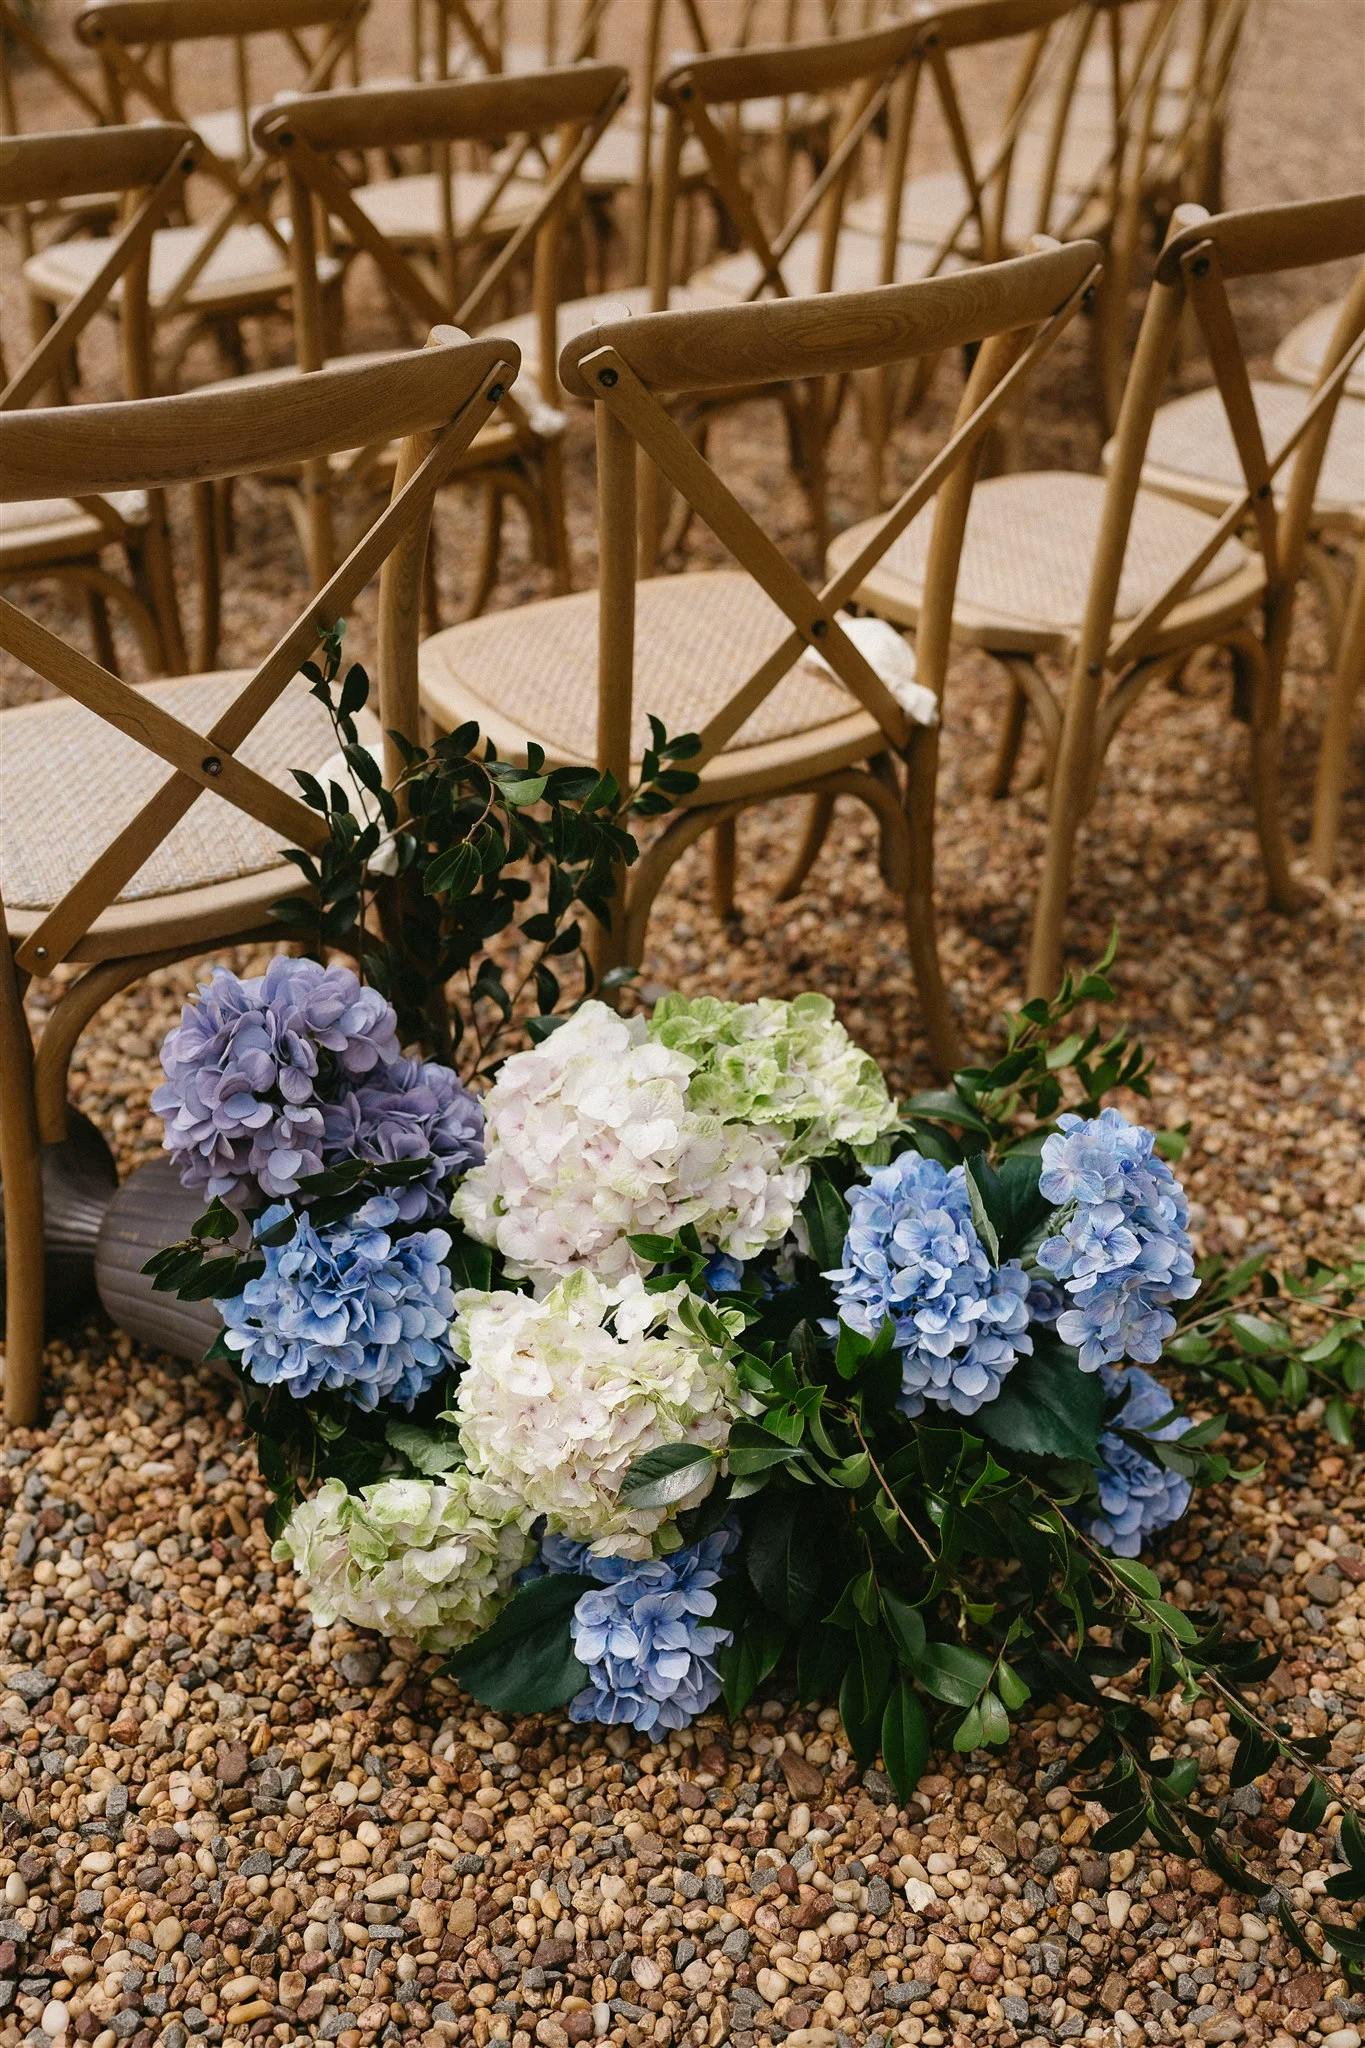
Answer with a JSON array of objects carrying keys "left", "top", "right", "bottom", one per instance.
[{"left": 446, "top": 1574, "right": 592, "bottom": 1713}]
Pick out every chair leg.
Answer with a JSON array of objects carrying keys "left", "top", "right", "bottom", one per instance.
[
  {"left": 902, "top": 730, "right": 960, "bottom": 1078},
  {"left": 460, "top": 483, "right": 505, "bottom": 623},
  {"left": 540, "top": 440, "right": 574, "bottom": 596},
  {"left": 988, "top": 674, "right": 1028, "bottom": 798},
  {"left": 1230, "top": 627, "right": 1300, "bottom": 913},
  {"left": 1028, "top": 667, "right": 1105, "bottom": 1002},
  {"left": 710, "top": 815, "right": 738, "bottom": 921},
  {"left": 83, "top": 585, "right": 118, "bottom": 674},
  {"left": 0, "top": 940, "right": 44, "bottom": 1426},
  {"left": 191, "top": 481, "right": 223, "bottom": 672},
  {"left": 776, "top": 792, "right": 837, "bottom": 902},
  {"left": 1309, "top": 549, "right": 1365, "bottom": 883}
]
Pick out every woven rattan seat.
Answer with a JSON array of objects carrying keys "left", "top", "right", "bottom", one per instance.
[
  {"left": 192, "top": 104, "right": 264, "bottom": 161},
  {"left": 24, "top": 221, "right": 342, "bottom": 315},
  {"left": 1135, "top": 384, "right": 1365, "bottom": 531},
  {"left": 827, "top": 471, "right": 1259, "bottom": 654},
  {"left": 347, "top": 168, "right": 545, "bottom": 246},
  {"left": 0, "top": 492, "right": 148, "bottom": 570},
  {"left": 850, "top": 130, "right": 1112, "bottom": 253},
  {"left": 578, "top": 120, "right": 708, "bottom": 190},
  {"left": 419, "top": 569, "right": 881, "bottom": 799},
  {"left": 1273, "top": 300, "right": 1365, "bottom": 399},
  {"left": 696, "top": 228, "right": 959, "bottom": 303},
  {"left": 478, "top": 282, "right": 731, "bottom": 368},
  {"left": 0, "top": 671, "right": 380, "bottom": 922}
]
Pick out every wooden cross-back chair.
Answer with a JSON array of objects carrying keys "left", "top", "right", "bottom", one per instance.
[
  {"left": 823, "top": 195, "right": 1365, "bottom": 1000},
  {"left": 17, "top": 0, "right": 368, "bottom": 389},
  {"left": 833, "top": 0, "right": 1203, "bottom": 435},
  {"left": 250, "top": 62, "right": 629, "bottom": 610},
  {"left": 416, "top": 238, "right": 1102, "bottom": 1073},
  {"left": 0, "top": 0, "right": 115, "bottom": 336},
  {"left": 0, "top": 329, "right": 520, "bottom": 1425},
  {"left": 582, "top": 15, "right": 945, "bottom": 556},
  {"left": 0, "top": 123, "right": 195, "bottom": 677},
  {"left": 1135, "top": 265, "right": 1365, "bottom": 890}
]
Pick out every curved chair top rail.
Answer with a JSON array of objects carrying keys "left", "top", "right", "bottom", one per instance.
[
  {"left": 907, "top": 0, "right": 1079, "bottom": 54},
  {"left": 1157, "top": 193, "right": 1365, "bottom": 283},
  {"left": 558, "top": 238, "right": 1102, "bottom": 398},
  {"left": 0, "top": 120, "right": 195, "bottom": 206},
  {"left": 254, "top": 60, "right": 630, "bottom": 154},
  {"left": 0, "top": 334, "right": 519, "bottom": 501},
  {"left": 655, "top": 17, "right": 924, "bottom": 106},
  {"left": 77, "top": 0, "right": 361, "bottom": 47}
]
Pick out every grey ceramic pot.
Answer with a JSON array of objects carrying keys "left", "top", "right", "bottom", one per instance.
[
  {"left": 95, "top": 1157, "right": 227, "bottom": 1364},
  {"left": 0, "top": 1108, "right": 118, "bottom": 1336}
]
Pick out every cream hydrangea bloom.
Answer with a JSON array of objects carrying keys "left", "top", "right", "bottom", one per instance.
[
  {"left": 451, "top": 1001, "right": 806, "bottom": 1288},
  {"left": 649, "top": 991, "right": 898, "bottom": 1164},
  {"left": 272, "top": 1470, "right": 531, "bottom": 1652},
  {"left": 451, "top": 1270, "right": 744, "bottom": 1555}
]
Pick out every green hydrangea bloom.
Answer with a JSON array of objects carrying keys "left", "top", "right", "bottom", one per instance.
[
  {"left": 273, "top": 1472, "right": 532, "bottom": 1652},
  {"left": 648, "top": 992, "right": 897, "bottom": 1166}
]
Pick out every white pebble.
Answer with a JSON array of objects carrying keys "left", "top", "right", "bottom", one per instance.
[
  {"left": 42, "top": 2004, "right": 70, "bottom": 2039},
  {"left": 1106, "top": 1891, "right": 1132, "bottom": 1930}
]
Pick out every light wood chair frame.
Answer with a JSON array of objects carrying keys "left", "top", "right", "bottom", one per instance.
[
  {"left": 0, "top": 122, "right": 199, "bottom": 676},
  {"left": 547, "top": 239, "right": 1101, "bottom": 1072},
  {"left": 638, "top": 14, "right": 954, "bottom": 554},
  {"left": 251, "top": 62, "right": 629, "bottom": 605},
  {"left": 58, "top": 0, "right": 368, "bottom": 378},
  {"left": 0, "top": 331, "right": 518, "bottom": 1425},
  {"left": 1028, "top": 195, "right": 1365, "bottom": 994}
]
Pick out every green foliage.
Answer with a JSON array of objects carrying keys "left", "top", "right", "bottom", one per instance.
[{"left": 274, "top": 622, "right": 699, "bottom": 1064}]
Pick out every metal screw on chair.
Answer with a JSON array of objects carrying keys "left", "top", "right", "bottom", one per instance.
[
  {"left": 810, "top": 618, "right": 829, "bottom": 638},
  {"left": 1191, "top": 256, "right": 1211, "bottom": 277},
  {"left": 1087, "top": 662, "right": 1102, "bottom": 678},
  {"left": 202, "top": 755, "right": 223, "bottom": 776},
  {"left": 598, "top": 367, "right": 618, "bottom": 387},
  {"left": 488, "top": 383, "right": 504, "bottom": 403}
]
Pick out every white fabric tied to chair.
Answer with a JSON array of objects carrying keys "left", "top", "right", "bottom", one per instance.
[{"left": 797, "top": 613, "right": 938, "bottom": 726}]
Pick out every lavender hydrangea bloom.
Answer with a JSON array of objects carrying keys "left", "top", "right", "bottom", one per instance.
[
  {"left": 542, "top": 1528, "right": 736, "bottom": 1733},
  {"left": 828, "top": 1151, "right": 1033, "bottom": 1418},
  {"left": 1086, "top": 1365, "right": 1192, "bottom": 1556},
  {"left": 220, "top": 1195, "right": 456, "bottom": 1409},
  {"left": 154, "top": 958, "right": 400, "bottom": 1206},
  {"left": 1037, "top": 1109, "right": 1198, "bottom": 1372},
  {"left": 321, "top": 1057, "right": 484, "bottom": 1222}
]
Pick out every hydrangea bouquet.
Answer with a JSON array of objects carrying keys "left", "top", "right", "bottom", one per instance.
[{"left": 143, "top": 648, "right": 1365, "bottom": 1973}]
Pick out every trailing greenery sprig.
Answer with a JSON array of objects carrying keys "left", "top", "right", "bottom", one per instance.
[{"left": 271, "top": 620, "right": 700, "bottom": 1062}]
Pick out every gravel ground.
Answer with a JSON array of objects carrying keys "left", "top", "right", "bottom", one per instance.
[{"left": 3, "top": 1, "right": 1365, "bottom": 2044}]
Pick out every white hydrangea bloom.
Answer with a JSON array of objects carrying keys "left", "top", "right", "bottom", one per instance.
[
  {"left": 272, "top": 1471, "right": 531, "bottom": 1652},
  {"left": 452, "top": 1001, "right": 806, "bottom": 1288},
  {"left": 649, "top": 991, "right": 898, "bottom": 1164},
  {"left": 451, "top": 1270, "right": 743, "bottom": 1555}
]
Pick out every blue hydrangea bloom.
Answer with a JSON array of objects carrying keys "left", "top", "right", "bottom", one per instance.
[
  {"left": 1086, "top": 1365, "right": 1192, "bottom": 1556},
  {"left": 220, "top": 1195, "right": 456, "bottom": 1409},
  {"left": 541, "top": 1528, "right": 736, "bottom": 1734},
  {"left": 828, "top": 1151, "right": 1033, "bottom": 1417},
  {"left": 702, "top": 1253, "right": 747, "bottom": 1295},
  {"left": 154, "top": 958, "right": 400, "bottom": 1206},
  {"left": 1037, "top": 1109, "right": 1198, "bottom": 1372},
  {"left": 321, "top": 1056, "right": 484, "bottom": 1222}
]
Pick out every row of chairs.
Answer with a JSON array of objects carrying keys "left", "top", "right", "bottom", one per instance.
[
  {"left": 2, "top": 190, "right": 1362, "bottom": 1421},
  {"left": 2, "top": 0, "right": 1274, "bottom": 654}
]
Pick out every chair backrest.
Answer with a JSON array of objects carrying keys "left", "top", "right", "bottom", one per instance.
[
  {"left": 253, "top": 62, "right": 629, "bottom": 398},
  {"left": 645, "top": 2, "right": 1077, "bottom": 309},
  {"left": 0, "top": 0, "right": 107, "bottom": 135},
  {"left": 1017, "top": 0, "right": 1252, "bottom": 241},
  {"left": 646, "top": 17, "right": 932, "bottom": 305},
  {"left": 0, "top": 122, "right": 196, "bottom": 408},
  {"left": 556, "top": 238, "right": 1102, "bottom": 788},
  {"left": 0, "top": 330, "right": 519, "bottom": 974},
  {"left": 1078, "top": 194, "right": 1365, "bottom": 690},
  {"left": 74, "top": 0, "right": 369, "bottom": 319}
]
